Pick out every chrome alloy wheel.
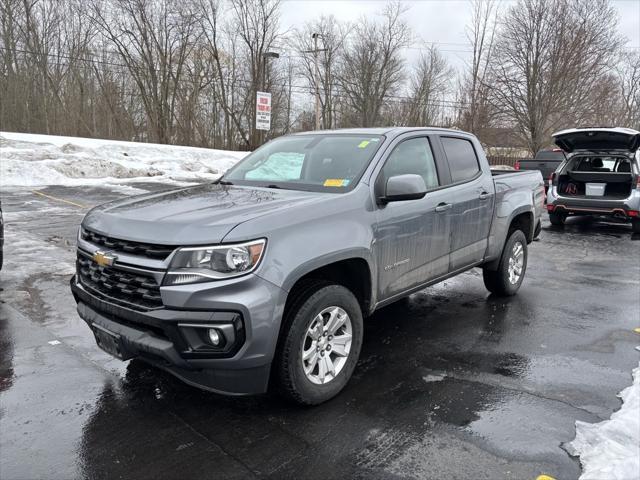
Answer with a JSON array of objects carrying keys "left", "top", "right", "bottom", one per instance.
[
  {"left": 507, "top": 241, "right": 524, "bottom": 284},
  {"left": 301, "top": 306, "right": 353, "bottom": 385}
]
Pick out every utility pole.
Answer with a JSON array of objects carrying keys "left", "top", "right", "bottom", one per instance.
[
  {"left": 313, "top": 33, "right": 321, "bottom": 130},
  {"left": 304, "top": 34, "right": 328, "bottom": 130}
]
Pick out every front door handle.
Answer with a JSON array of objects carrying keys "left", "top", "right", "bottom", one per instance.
[
  {"left": 435, "top": 203, "right": 452, "bottom": 213},
  {"left": 479, "top": 192, "right": 491, "bottom": 200}
]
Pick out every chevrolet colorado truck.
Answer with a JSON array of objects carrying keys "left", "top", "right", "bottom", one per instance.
[{"left": 70, "top": 127, "right": 544, "bottom": 405}]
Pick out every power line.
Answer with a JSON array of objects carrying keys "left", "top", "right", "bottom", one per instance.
[{"left": 0, "top": 46, "right": 473, "bottom": 109}]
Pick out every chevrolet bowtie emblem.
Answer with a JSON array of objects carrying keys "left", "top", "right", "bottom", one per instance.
[{"left": 92, "top": 250, "right": 117, "bottom": 267}]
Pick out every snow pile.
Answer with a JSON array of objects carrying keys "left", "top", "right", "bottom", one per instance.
[
  {"left": 0, "top": 132, "right": 248, "bottom": 187},
  {"left": 566, "top": 362, "right": 640, "bottom": 480},
  {"left": 1, "top": 228, "right": 76, "bottom": 284}
]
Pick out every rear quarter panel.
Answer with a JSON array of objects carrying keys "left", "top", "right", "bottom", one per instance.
[{"left": 485, "top": 171, "right": 544, "bottom": 261}]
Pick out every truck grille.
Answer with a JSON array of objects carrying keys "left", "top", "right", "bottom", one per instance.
[
  {"left": 77, "top": 254, "right": 163, "bottom": 310},
  {"left": 81, "top": 228, "right": 175, "bottom": 260}
]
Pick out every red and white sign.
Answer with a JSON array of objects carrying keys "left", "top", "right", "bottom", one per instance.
[{"left": 256, "top": 91, "right": 271, "bottom": 131}]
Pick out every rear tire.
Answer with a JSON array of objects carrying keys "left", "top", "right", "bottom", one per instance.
[
  {"left": 275, "top": 281, "right": 363, "bottom": 405},
  {"left": 483, "top": 230, "right": 528, "bottom": 297},
  {"left": 632, "top": 218, "right": 640, "bottom": 233},
  {"left": 549, "top": 211, "right": 566, "bottom": 226}
]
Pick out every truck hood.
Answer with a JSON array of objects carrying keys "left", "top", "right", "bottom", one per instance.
[
  {"left": 553, "top": 128, "right": 640, "bottom": 153},
  {"left": 82, "top": 183, "right": 326, "bottom": 245}
]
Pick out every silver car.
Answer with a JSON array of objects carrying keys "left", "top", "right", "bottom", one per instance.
[{"left": 546, "top": 127, "right": 640, "bottom": 232}]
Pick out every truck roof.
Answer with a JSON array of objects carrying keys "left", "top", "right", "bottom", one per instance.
[{"left": 291, "top": 127, "right": 472, "bottom": 138}]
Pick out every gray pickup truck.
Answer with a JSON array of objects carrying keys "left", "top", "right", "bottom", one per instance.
[
  {"left": 70, "top": 127, "right": 544, "bottom": 404},
  {"left": 516, "top": 149, "right": 567, "bottom": 191}
]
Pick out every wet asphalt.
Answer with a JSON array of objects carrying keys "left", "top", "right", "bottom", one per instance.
[{"left": 1, "top": 183, "right": 639, "bottom": 480}]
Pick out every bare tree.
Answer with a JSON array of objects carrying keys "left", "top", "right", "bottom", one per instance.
[
  {"left": 1, "top": 0, "right": 634, "bottom": 152},
  {"left": 491, "top": 0, "right": 621, "bottom": 154},
  {"left": 457, "top": 0, "right": 497, "bottom": 139},
  {"left": 293, "top": 15, "right": 349, "bottom": 129},
  {"left": 229, "top": 0, "right": 282, "bottom": 148},
  {"left": 406, "top": 45, "right": 452, "bottom": 126},
  {"left": 617, "top": 51, "right": 640, "bottom": 129},
  {"left": 91, "top": 0, "right": 202, "bottom": 143},
  {"left": 336, "top": 2, "right": 411, "bottom": 127}
]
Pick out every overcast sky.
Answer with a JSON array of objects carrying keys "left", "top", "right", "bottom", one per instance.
[{"left": 279, "top": 0, "right": 640, "bottom": 73}]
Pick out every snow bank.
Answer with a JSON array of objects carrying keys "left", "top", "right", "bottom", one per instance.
[
  {"left": 566, "top": 362, "right": 640, "bottom": 480},
  {"left": 0, "top": 131, "right": 248, "bottom": 187}
]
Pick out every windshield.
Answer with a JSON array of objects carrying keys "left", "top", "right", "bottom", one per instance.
[{"left": 222, "top": 134, "right": 384, "bottom": 192}]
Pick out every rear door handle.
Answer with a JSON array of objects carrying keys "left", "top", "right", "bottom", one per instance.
[
  {"left": 435, "top": 203, "right": 452, "bottom": 212},
  {"left": 479, "top": 192, "right": 491, "bottom": 200}
]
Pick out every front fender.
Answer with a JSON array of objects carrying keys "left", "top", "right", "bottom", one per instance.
[{"left": 277, "top": 248, "right": 376, "bottom": 294}]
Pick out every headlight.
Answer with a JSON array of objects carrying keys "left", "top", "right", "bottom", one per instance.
[{"left": 164, "top": 239, "right": 266, "bottom": 285}]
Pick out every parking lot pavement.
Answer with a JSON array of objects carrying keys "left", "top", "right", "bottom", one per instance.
[{"left": 1, "top": 184, "right": 639, "bottom": 480}]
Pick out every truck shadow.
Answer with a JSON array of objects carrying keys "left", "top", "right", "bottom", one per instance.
[{"left": 77, "top": 291, "right": 543, "bottom": 479}]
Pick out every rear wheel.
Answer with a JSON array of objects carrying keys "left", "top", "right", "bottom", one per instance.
[
  {"left": 483, "top": 230, "right": 528, "bottom": 296},
  {"left": 549, "top": 211, "right": 566, "bottom": 226},
  {"left": 632, "top": 218, "right": 640, "bottom": 233},
  {"left": 275, "top": 281, "right": 363, "bottom": 405}
]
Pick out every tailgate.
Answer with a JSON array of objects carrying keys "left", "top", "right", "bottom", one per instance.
[{"left": 553, "top": 128, "right": 640, "bottom": 153}]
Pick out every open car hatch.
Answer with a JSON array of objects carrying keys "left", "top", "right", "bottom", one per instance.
[{"left": 553, "top": 128, "right": 640, "bottom": 153}]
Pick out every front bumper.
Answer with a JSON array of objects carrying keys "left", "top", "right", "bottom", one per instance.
[{"left": 70, "top": 273, "right": 287, "bottom": 395}]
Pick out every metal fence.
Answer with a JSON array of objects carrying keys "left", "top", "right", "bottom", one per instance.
[{"left": 486, "top": 155, "right": 530, "bottom": 167}]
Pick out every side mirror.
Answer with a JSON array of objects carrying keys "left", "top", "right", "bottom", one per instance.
[{"left": 379, "top": 174, "right": 427, "bottom": 204}]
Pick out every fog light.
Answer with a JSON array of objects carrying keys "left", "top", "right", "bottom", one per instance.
[{"left": 208, "top": 328, "right": 221, "bottom": 346}]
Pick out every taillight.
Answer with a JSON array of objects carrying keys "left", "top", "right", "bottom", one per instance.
[
  {"left": 514, "top": 161, "right": 520, "bottom": 170},
  {"left": 628, "top": 210, "right": 639, "bottom": 217}
]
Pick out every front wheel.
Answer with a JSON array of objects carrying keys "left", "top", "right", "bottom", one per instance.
[
  {"left": 275, "top": 281, "right": 363, "bottom": 405},
  {"left": 482, "top": 230, "right": 528, "bottom": 296}
]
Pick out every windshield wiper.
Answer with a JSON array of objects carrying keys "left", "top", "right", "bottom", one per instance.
[
  {"left": 217, "top": 179, "right": 234, "bottom": 185},
  {"left": 263, "top": 184, "right": 281, "bottom": 189}
]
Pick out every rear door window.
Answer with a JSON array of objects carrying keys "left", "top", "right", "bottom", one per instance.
[{"left": 441, "top": 137, "right": 480, "bottom": 183}]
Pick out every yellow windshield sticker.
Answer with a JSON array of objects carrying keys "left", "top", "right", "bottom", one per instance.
[
  {"left": 324, "top": 179, "right": 349, "bottom": 187},
  {"left": 358, "top": 140, "right": 370, "bottom": 148}
]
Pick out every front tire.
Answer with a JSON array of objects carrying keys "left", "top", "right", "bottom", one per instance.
[
  {"left": 482, "top": 230, "right": 528, "bottom": 296},
  {"left": 275, "top": 281, "right": 363, "bottom": 405},
  {"left": 632, "top": 218, "right": 640, "bottom": 233}
]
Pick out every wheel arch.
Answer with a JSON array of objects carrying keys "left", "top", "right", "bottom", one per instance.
[
  {"left": 484, "top": 208, "right": 534, "bottom": 271},
  {"left": 508, "top": 209, "right": 535, "bottom": 243},
  {"left": 282, "top": 254, "right": 375, "bottom": 318}
]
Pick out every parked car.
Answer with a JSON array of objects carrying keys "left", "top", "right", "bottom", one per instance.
[
  {"left": 546, "top": 127, "right": 640, "bottom": 232},
  {"left": 516, "top": 149, "right": 567, "bottom": 191},
  {"left": 70, "top": 127, "right": 544, "bottom": 404}
]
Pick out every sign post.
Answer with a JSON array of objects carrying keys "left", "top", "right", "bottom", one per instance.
[{"left": 256, "top": 91, "right": 271, "bottom": 131}]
